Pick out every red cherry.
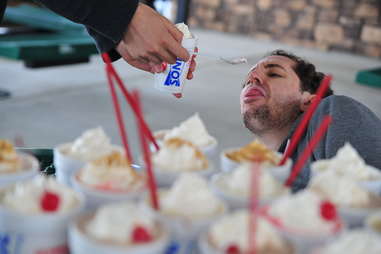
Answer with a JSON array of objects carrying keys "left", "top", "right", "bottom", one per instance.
[
  {"left": 226, "top": 244, "right": 241, "bottom": 254},
  {"left": 131, "top": 226, "right": 152, "bottom": 243},
  {"left": 320, "top": 201, "right": 337, "bottom": 221},
  {"left": 40, "top": 191, "right": 60, "bottom": 212}
]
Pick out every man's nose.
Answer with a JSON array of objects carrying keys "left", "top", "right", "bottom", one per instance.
[{"left": 249, "top": 69, "right": 264, "bottom": 86}]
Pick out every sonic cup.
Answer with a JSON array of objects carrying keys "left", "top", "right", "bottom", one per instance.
[{"left": 154, "top": 37, "right": 197, "bottom": 95}]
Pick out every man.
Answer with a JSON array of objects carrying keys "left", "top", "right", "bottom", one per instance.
[
  {"left": 240, "top": 50, "right": 381, "bottom": 190},
  {"left": 0, "top": 1, "right": 193, "bottom": 74}
]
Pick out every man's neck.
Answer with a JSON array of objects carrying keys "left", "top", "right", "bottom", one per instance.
[{"left": 256, "top": 126, "right": 292, "bottom": 151}]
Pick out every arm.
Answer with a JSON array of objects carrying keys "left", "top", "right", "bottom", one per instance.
[
  {"left": 309, "top": 95, "right": 381, "bottom": 169},
  {"left": 37, "top": 1, "right": 190, "bottom": 72}
]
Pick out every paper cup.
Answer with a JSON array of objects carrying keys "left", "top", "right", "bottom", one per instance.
[
  {"left": 71, "top": 172, "right": 146, "bottom": 211},
  {"left": 154, "top": 37, "right": 197, "bottom": 94},
  {"left": 210, "top": 172, "right": 287, "bottom": 210},
  {"left": 54, "top": 143, "right": 86, "bottom": 187},
  {"left": 154, "top": 162, "right": 216, "bottom": 188},
  {"left": 0, "top": 192, "right": 84, "bottom": 254},
  {"left": 69, "top": 212, "right": 170, "bottom": 254},
  {"left": 0, "top": 152, "right": 40, "bottom": 188}
]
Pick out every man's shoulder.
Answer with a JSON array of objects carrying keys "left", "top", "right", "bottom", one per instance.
[{"left": 318, "top": 95, "right": 374, "bottom": 116}]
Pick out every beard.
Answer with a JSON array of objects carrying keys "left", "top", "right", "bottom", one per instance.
[{"left": 243, "top": 100, "right": 302, "bottom": 135}]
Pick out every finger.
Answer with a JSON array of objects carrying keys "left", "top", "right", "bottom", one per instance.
[
  {"left": 187, "top": 72, "right": 193, "bottom": 80},
  {"left": 189, "top": 58, "right": 196, "bottom": 73},
  {"left": 165, "top": 38, "right": 190, "bottom": 62},
  {"left": 127, "top": 59, "right": 154, "bottom": 73},
  {"left": 161, "top": 16, "right": 183, "bottom": 42},
  {"left": 155, "top": 48, "right": 177, "bottom": 64}
]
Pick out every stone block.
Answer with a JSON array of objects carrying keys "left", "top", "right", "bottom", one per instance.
[
  {"left": 315, "top": 24, "right": 344, "bottom": 44},
  {"left": 288, "top": 0, "right": 307, "bottom": 11},
  {"left": 257, "top": 0, "right": 272, "bottom": 10},
  {"left": 196, "top": 0, "right": 221, "bottom": 8},
  {"left": 313, "top": 0, "right": 336, "bottom": 8},
  {"left": 274, "top": 10, "right": 291, "bottom": 27},
  {"left": 361, "top": 26, "right": 381, "bottom": 44},
  {"left": 355, "top": 3, "right": 379, "bottom": 18}
]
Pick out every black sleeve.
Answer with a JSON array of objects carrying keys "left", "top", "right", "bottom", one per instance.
[
  {"left": 37, "top": 0, "right": 139, "bottom": 57},
  {"left": 0, "top": 0, "right": 7, "bottom": 22}
]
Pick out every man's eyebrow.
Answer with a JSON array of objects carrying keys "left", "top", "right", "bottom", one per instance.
[{"left": 264, "top": 63, "right": 286, "bottom": 71}]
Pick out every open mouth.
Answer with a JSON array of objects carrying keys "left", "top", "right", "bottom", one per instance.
[{"left": 243, "top": 87, "right": 266, "bottom": 102}]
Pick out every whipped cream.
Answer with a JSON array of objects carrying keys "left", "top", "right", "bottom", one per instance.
[
  {"left": 161, "top": 173, "right": 224, "bottom": 219},
  {"left": 209, "top": 210, "right": 287, "bottom": 252},
  {"left": 0, "top": 140, "right": 21, "bottom": 173},
  {"left": 310, "top": 170, "right": 372, "bottom": 208},
  {"left": 220, "top": 163, "right": 288, "bottom": 198},
  {"left": 78, "top": 151, "right": 144, "bottom": 191},
  {"left": 86, "top": 202, "right": 156, "bottom": 244},
  {"left": 63, "top": 127, "right": 114, "bottom": 162},
  {"left": 1, "top": 175, "right": 80, "bottom": 214},
  {"left": 269, "top": 190, "right": 337, "bottom": 233},
  {"left": 311, "top": 143, "right": 381, "bottom": 181},
  {"left": 162, "top": 113, "right": 216, "bottom": 148},
  {"left": 153, "top": 138, "right": 208, "bottom": 172},
  {"left": 322, "top": 230, "right": 381, "bottom": 254},
  {"left": 175, "top": 23, "right": 193, "bottom": 39}
]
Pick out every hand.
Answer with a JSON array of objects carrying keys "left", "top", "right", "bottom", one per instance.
[{"left": 116, "top": 3, "right": 190, "bottom": 73}]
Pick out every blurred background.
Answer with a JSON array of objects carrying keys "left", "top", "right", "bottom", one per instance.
[{"left": 1, "top": 0, "right": 380, "bottom": 159}]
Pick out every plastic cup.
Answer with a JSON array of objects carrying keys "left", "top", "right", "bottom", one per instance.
[
  {"left": 210, "top": 172, "right": 287, "bottom": 210},
  {"left": 0, "top": 191, "right": 84, "bottom": 254},
  {"left": 153, "top": 161, "right": 216, "bottom": 188},
  {"left": 154, "top": 37, "right": 197, "bottom": 94},
  {"left": 71, "top": 172, "right": 146, "bottom": 211},
  {"left": 198, "top": 230, "right": 295, "bottom": 254},
  {"left": 68, "top": 212, "right": 170, "bottom": 254},
  {"left": 0, "top": 152, "right": 40, "bottom": 188},
  {"left": 54, "top": 143, "right": 86, "bottom": 187}
]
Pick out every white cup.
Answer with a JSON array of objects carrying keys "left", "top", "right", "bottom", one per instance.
[
  {"left": 153, "top": 161, "right": 216, "bottom": 188},
  {"left": 68, "top": 212, "right": 170, "bottom": 254},
  {"left": 154, "top": 37, "right": 197, "bottom": 94},
  {"left": 210, "top": 172, "right": 288, "bottom": 210},
  {"left": 71, "top": 172, "right": 146, "bottom": 211},
  {"left": 0, "top": 193, "right": 84, "bottom": 254},
  {"left": 54, "top": 144, "right": 85, "bottom": 187},
  {"left": 0, "top": 152, "right": 40, "bottom": 188}
]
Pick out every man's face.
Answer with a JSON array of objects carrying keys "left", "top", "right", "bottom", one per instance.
[{"left": 240, "top": 55, "right": 304, "bottom": 134}]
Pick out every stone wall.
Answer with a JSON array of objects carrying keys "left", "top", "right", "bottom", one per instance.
[{"left": 188, "top": 0, "right": 381, "bottom": 58}]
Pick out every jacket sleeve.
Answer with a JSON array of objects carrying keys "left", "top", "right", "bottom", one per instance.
[{"left": 37, "top": 0, "right": 139, "bottom": 58}]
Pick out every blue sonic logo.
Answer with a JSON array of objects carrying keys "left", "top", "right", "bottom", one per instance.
[{"left": 164, "top": 59, "right": 184, "bottom": 87}]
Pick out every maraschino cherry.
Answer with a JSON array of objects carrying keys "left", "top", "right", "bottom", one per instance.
[
  {"left": 132, "top": 226, "right": 152, "bottom": 243},
  {"left": 40, "top": 190, "right": 60, "bottom": 212}
]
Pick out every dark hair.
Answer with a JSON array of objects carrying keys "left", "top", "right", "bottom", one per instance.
[{"left": 267, "top": 50, "right": 333, "bottom": 97}]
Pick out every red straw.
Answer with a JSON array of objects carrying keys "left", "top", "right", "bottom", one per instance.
[
  {"left": 132, "top": 90, "right": 160, "bottom": 210},
  {"left": 279, "top": 75, "right": 332, "bottom": 165},
  {"left": 102, "top": 53, "right": 160, "bottom": 152},
  {"left": 105, "top": 66, "right": 133, "bottom": 163},
  {"left": 285, "top": 115, "right": 332, "bottom": 187},
  {"left": 248, "top": 163, "right": 261, "bottom": 254}
]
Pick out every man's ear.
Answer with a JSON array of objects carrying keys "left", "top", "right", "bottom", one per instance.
[{"left": 300, "top": 92, "right": 316, "bottom": 112}]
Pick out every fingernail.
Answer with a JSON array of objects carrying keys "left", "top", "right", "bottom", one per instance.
[
  {"left": 161, "top": 62, "right": 167, "bottom": 72},
  {"left": 153, "top": 65, "right": 163, "bottom": 73},
  {"left": 173, "top": 93, "right": 182, "bottom": 98}
]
